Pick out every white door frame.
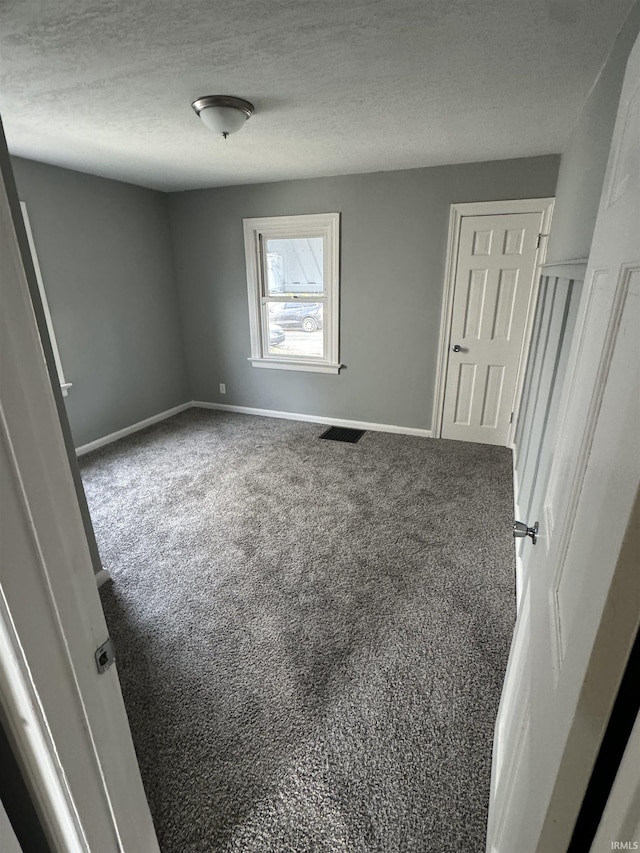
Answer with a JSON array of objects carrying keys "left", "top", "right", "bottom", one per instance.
[
  {"left": 431, "top": 198, "right": 554, "bottom": 444},
  {"left": 0, "top": 148, "right": 159, "bottom": 850}
]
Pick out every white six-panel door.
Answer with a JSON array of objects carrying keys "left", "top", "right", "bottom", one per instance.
[
  {"left": 441, "top": 211, "right": 543, "bottom": 445},
  {"left": 486, "top": 30, "right": 640, "bottom": 853}
]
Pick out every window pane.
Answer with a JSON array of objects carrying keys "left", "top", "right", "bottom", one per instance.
[
  {"left": 265, "top": 237, "right": 324, "bottom": 296},
  {"left": 267, "top": 303, "right": 324, "bottom": 358}
]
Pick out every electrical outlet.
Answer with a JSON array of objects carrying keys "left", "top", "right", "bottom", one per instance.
[{"left": 219, "top": 383, "right": 226, "bottom": 394}]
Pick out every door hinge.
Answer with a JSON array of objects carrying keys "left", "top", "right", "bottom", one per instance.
[
  {"left": 536, "top": 232, "right": 550, "bottom": 249},
  {"left": 510, "top": 412, "right": 514, "bottom": 424},
  {"left": 95, "top": 638, "right": 116, "bottom": 674}
]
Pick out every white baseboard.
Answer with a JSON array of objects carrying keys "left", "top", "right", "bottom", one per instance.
[
  {"left": 75, "top": 403, "right": 191, "bottom": 456},
  {"left": 75, "top": 400, "right": 431, "bottom": 456},
  {"left": 512, "top": 452, "right": 523, "bottom": 611},
  {"left": 192, "top": 401, "right": 432, "bottom": 438}
]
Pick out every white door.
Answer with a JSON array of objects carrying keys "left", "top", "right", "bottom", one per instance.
[
  {"left": 0, "top": 156, "right": 159, "bottom": 849},
  {"left": 487, "top": 32, "right": 640, "bottom": 852},
  {"left": 441, "top": 211, "right": 543, "bottom": 445}
]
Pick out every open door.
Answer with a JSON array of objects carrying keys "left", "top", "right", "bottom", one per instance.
[
  {"left": 0, "top": 136, "right": 159, "bottom": 849},
  {"left": 486, "top": 32, "right": 640, "bottom": 852}
]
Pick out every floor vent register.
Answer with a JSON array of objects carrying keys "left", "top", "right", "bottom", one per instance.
[{"left": 320, "top": 426, "right": 365, "bottom": 443}]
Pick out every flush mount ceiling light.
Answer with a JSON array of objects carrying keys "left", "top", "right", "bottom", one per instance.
[{"left": 191, "top": 95, "right": 254, "bottom": 139}]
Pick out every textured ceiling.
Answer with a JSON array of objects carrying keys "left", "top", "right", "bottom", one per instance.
[{"left": 0, "top": 0, "right": 635, "bottom": 191}]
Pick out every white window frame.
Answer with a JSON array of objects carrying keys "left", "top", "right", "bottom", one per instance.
[
  {"left": 243, "top": 212, "right": 341, "bottom": 374},
  {"left": 20, "top": 202, "right": 72, "bottom": 396}
]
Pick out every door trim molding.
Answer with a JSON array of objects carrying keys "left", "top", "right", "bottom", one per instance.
[
  {"left": 431, "top": 198, "right": 555, "bottom": 442},
  {"left": 0, "top": 548, "right": 88, "bottom": 852},
  {"left": 1, "top": 141, "right": 160, "bottom": 851},
  {"left": 512, "top": 449, "right": 525, "bottom": 609},
  {"left": 540, "top": 258, "right": 589, "bottom": 281}
]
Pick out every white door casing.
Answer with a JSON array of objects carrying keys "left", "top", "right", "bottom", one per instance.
[
  {"left": 434, "top": 199, "right": 554, "bottom": 446},
  {"left": 487, "top": 31, "right": 640, "bottom": 853},
  {"left": 0, "top": 157, "right": 159, "bottom": 850},
  {"left": 19, "top": 202, "right": 72, "bottom": 396}
]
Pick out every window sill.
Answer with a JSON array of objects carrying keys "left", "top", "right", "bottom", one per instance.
[{"left": 248, "top": 358, "right": 342, "bottom": 375}]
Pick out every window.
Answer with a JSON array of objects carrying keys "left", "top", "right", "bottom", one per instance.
[{"left": 243, "top": 213, "right": 341, "bottom": 373}]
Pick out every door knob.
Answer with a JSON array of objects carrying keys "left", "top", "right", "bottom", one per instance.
[
  {"left": 513, "top": 520, "right": 538, "bottom": 545},
  {"left": 452, "top": 344, "right": 462, "bottom": 352}
]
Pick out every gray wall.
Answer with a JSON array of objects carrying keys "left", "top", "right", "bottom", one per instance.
[
  {"left": 546, "top": 3, "right": 640, "bottom": 263},
  {"left": 170, "top": 155, "right": 559, "bottom": 431},
  {"left": 11, "top": 157, "right": 190, "bottom": 447}
]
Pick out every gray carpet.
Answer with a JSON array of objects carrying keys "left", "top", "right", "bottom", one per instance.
[{"left": 81, "top": 409, "right": 515, "bottom": 853}]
